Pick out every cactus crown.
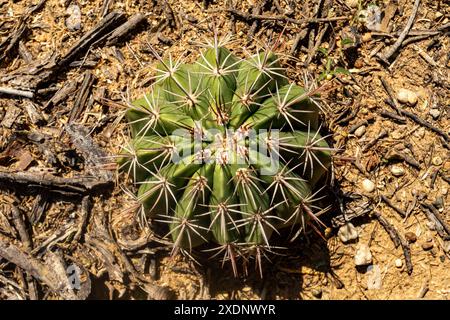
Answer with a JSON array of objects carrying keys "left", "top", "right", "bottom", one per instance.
[{"left": 119, "top": 36, "right": 333, "bottom": 275}]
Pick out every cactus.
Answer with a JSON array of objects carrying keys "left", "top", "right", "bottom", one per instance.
[{"left": 118, "top": 37, "right": 333, "bottom": 275}]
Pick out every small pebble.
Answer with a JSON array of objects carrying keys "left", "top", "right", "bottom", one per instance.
[
  {"left": 391, "top": 165, "right": 405, "bottom": 177},
  {"left": 362, "top": 179, "right": 376, "bottom": 192},
  {"left": 338, "top": 223, "right": 358, "bottom": 243},
  {"left": 397, "top": 88, "right": 418, "bottom": 106},
  {"left": 429, "top": 109, "right": 440, "bottom": 119},
  {"left": 361, "top": 33, "right": 372, "bottom": 42},
  {"left": 422, "top": 242, "right": 434, "bottom": 251},
  {"left": 367, "top": 265, "right": 382, "bottom": 289},
  {"left": 432, "top": 156, "right": 443, "bottom": 166},
  {"left": 66, "top": 4, "right": 82, "bottom": 31},
  {"left": 311, "top": 288, "right": 322, "bottom": 299},
  {"left": 354, "top": 125, "right": 366, "bottom": 137},
  {"left": 366, "top": 264, "right": 383, "bottom": 290},
  {"left": 395, "top": 259, "right": 403, "bottom": 268},
  {"left": 345, "top": 0, "right": 359, "bottom": 8},
  {"left": 363, "top": 5, "right": 382, "bottom": 31},
  {"left": 354, "top": 243, "right": 373, "bottom": 266},
  {"left": 405, "top": 232, "right": 417, "bottom": 243}
]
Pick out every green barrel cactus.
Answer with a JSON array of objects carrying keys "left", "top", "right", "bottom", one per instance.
[{"left": 118, "top": 37, "right": 333, "bottom": 274}]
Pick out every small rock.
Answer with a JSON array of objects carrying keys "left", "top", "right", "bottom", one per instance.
[
  {"left": 405, "top": 232, "right": 417, "bottom": 243},
  {"left": 361, "top": 33, "right": 372, "bottom": 42},
  {"left": 435, "top": 12, "right": 443, "bottom": 19},
  {"left": 429, "top": 109, "right": 440, "bottom": 119},
  {"left": 395, "top": 258, "right": 403, "bottom": 268},
  {"left": 422, "top": 242, "right": 433, "bottom": 251},
  {"left": 397, "top": 88, "right": 418, "bottom": 106},
  {"left": 345, "top": 0, "right": 359, "bottom": 8},
  {"left": 362, "top": 179, "right": 376, "bottom": 192},
  {"left": 311, "top": 288, "right": 322, "bottom": 299},
  {"left": 338, "top": 223, "right": 358, "bottom": 243},
  {"left": 360, "top": 5, "right": 381, "bottom": 31},
  {"left": 66, "top": 4, "right": 82, "bottom": 31},
  {"left": 354, "top": 243, "right": 373, "bottom": 266},
  {"left": 354, "top": 125, "right": 366, "bottom": 137},
  {"left": 391, "top": 165, "right": 405, "bottom": 177},
  {"left": 366, "top": 265, "right": 382, "bottom": 289},
  {"left": 432, "top": 156, "right": 443, "bottom": 166}
]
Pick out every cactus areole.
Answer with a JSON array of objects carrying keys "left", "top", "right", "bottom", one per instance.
[{"left": 119, "top": 39, "right": 333, "bottom": 273}]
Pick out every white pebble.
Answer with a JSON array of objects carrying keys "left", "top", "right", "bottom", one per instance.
[
  {"left": 391, "top": 165, "right": 405, "bottom": 177},
  {"left": 397, "top": 88, "right": 418, "bottom": 106},
  {"left": 362, "top": 179, "right": 376, "bottom": 192},
  {"left": 395, "top": 259, "right": 403, "bottom": 268},
  {"left": 429, "top": 109, "right": 440, "bottom": 119},
  {"left": 355, "top": 243, "right": 373, "bottom": 266},
  {"left": 338, "top": 223, "right": 358, "bottom": 243},
  {"left": 66, "top": 4, "right": 82, "bottom": 31},
  {"left": 354, "top": 125, "right": 366, "bottom": 138}
]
